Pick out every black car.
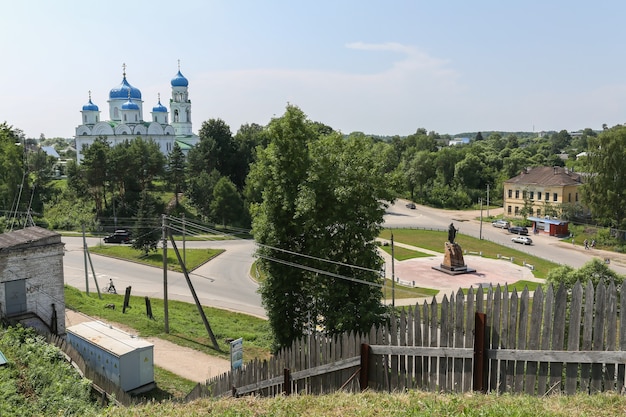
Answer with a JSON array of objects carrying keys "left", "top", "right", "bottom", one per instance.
[
  {"left": 103, "top": 230, "right": 132, "bottom": 244},
  {"left": 508, "top": 226, "right": 529, "bottom": 235}
]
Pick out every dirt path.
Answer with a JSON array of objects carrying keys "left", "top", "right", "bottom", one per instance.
[{"left": 65, "top": 309, "right": 230, "bottom": 383}]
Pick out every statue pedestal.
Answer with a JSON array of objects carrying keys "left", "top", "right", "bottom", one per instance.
[{"left": 432, "top": 242, "right": 476, "bottom": 275}]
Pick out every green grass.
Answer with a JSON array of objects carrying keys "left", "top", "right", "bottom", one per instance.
[
  {"left": 88, "top": 245, "right": 224, "bottom": 272},
  {"left": 105, "top": 390, "right": 626, "bottom": 416},
  {"left": 379, "top": 228, "right": 558, "bottom": 279},
  {"left": 149, "top": 366, "right": 198, "bottom": 401},
  {"left": 64, "top": 286, "right": 272, "bottom": 362},
  {"left": 382, "top": 279, "right": 439, "bottom": 300},
  {"left": 379, "top": 244, "right": 433, "bottom": 261}
]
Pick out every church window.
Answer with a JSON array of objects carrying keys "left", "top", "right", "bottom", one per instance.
[
  {"left": 96, "top": 116, "right": 99, "bottom": 122},
  {"left": 124, "top": 114, "right": 127, "bottom": 122},
  {"left": 84, "top": 115, "right": 87, "bottom": 123},
  {"left": 135, "top": 114, "right": 138, "bottom": 122},
  {"left": 174, "top": 110, "right": 179, "bottom": 122},
  {"left": 114, "top": 107, "right": 119, "bottom": 118}
]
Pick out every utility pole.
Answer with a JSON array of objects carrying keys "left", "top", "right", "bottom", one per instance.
[
  {"left": 162, "top": 214, "right": 169, "bottom": 333},
  {"left": 487, "top": 184, "right": 490, "bottom": 218},
  {"left": 82, "top": 223, "right": 89, "bottom": 295},
  {"left": 479, "top": 198, "right": 483, "bottom": 240}
]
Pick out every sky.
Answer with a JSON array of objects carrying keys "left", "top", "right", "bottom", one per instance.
[{"left": 3, "top": 0, "right": 626, "bottom": 139}]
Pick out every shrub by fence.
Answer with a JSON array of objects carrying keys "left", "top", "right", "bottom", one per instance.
[{"left": 195, "top": 280, "right": 626, "bottom": 399}]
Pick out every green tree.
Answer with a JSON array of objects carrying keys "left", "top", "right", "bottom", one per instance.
[
  {"left": 546, "top": 258, "right": 623, "bottom": 290},
  {"left": 166, "top": 142, "right": 186, "bottom": 207},
  {"left": 132, "top": 190, "right": 161, "bottom": 255},
  {"left": 210, "top": 176, "right": 244, "bottom": 226},
  {"left": 187, "top": 169, "right": 221, "bottom": 221},
  {"left": 0, "top": 123, "right": 25, "bottom": 212},
  {"left": 80, "top": 136, "right": 110, "bottom": 216},
  {"left": 250, "top": 105, "right": 391, "bottom": 349},
  {"left": 581, "top": 125, "right": 626, "bottom": 229}
]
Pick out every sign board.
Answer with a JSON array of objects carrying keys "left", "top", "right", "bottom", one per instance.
[{"left": 230, "top": 337, "right": 243, "bottom": 370}]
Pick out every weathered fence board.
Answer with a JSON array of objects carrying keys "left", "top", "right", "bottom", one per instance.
[{"left": 198, "top": 280, "right": 626, "bottom": 400}]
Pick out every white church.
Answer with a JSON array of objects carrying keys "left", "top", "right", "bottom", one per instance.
[{"left": 75, "top": 64, "right": 199, "bottom": 163}]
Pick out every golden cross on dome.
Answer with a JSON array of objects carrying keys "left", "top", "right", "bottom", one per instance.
[
  {"left": 178, "top": 59, "right": 180, "bottom": 71},
  {"left": 122, "top": 62, "right": 127, "bottom": 77},
  {"left": 157, "top": 93, "right": 161, "bottom": 102},
  {"left": 88, "top": 90, "right": 92, "bottom": 101}
]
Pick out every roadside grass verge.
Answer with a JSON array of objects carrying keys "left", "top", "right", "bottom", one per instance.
[
  {"left": 88, "top": 245, "right": 223, "bottom": 272},
  {"left": 378, "top": 244, "right": 432, "bottom": 261},
  {"left": 64, "top": 285, "right": 272, "bottom": 363},
  {"left": 380, "top": 228, "right": 557, "bottom": 279}
]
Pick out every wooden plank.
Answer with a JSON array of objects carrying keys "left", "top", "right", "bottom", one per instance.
[
  {"left": 390, "top": 310, "right": 399, "bottom": 391},
  {"left": 485, "top": 349, "right": 626, "bottom": 363},
  {"left": 505, "top": 289, "right": 518, "bottom": 393},
  {"left": 618, "top": 283, "right": 626, "bottom": 393},
  {"left": 605, "top": 281, "right": 617, "bottom": 392},
  {"left": 429, "top": 299, "right": 438, "bottom": 392},
  {"left": 580, "top": 280, "right": 594, "bottom": 393},
  {"left": 485, "top": 285, "right": 494, "bottom": 391},
  {"left": 549, "top": 284, "right": 567, "bottom": 394},
  {"left": 406, "top": 306, "right": 415, "bottom": 390},
  {"left": 440, "top": 295, "right": 450, "bottom": 392},
  {"left": 515, "top": 288, "right": 529, "bottom": 393},
  {"left": 463, "top": 287, "right": 475, "bottom": 393},
  {"left": 591, "top": 282, "right": 606, "bottom": 393},
  {"left": 399, "top": 309, "right": 407, "bottom": 391},
  {"left": 489, "top": 285, "right": 501, "bottom": 392},
  {"left": 454, "top": 290, "right": 465, "bottom": 393},
  {"left": 370, "top": 345, "right": 473, "bottom": 358},
  {"left": 421, "top": 301, "right": 430, "bottom": 389},
  {"left": 500, "top": 286, "right": 510, "bottom": 393},
  {"left": 538, "top": 284, "right": 554, "bottom": 395},
  {"left": 565, "top": 281, "right": 583, "bottom": 394},
  {"left": 414, "top": 302, "right": 424, "bottom": 390}
]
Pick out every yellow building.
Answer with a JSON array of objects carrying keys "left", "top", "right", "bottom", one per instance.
[{"left": 503, "top": 166, "right": 583, "bottom": 218}]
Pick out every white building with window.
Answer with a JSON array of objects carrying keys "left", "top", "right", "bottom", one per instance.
[{"left": 75, "top": 64, "right": 199, "bottom": 163}]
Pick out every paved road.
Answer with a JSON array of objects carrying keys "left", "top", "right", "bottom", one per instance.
[
  {"left": 385, "top": 199, "right": 626, "bottom": 275},
  {"left": 63, "top": 202, "right": 626, "bottom": 319},
  {"left": 62, "top": 236, "right": 265, "bottom": 318}
]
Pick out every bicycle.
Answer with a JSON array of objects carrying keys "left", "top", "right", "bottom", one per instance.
[{"left": 104, "top": 280, "right": 117, "bottom": 294}]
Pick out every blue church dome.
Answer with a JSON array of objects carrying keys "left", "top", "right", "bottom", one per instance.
[
  {"left": 109, "top": 76, "right": 142, "bottom": 100},
  {"left": 152, "top": 99, "right": 168, "bottom": 113},
  {"left": 171, "top": 70, "right": 188, "bottom": 87},
  {"left": 82, "top": 98, "right": 99, "bottom": 111},
  {"left": 121, "top": 98, "right": 140, "bottom": 110}
]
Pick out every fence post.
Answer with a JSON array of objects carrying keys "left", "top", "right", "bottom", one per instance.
[
  {"left": 360, "top": 343, "right": 370, "bottom": 391},
  {"left": 283, "top": 368, "right": 291, "bottom": 395},
  {"left": 473, "top": 312, "right": 487, "bottom": 393}
]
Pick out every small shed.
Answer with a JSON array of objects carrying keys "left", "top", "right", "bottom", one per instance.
[
  {"left": 67, "top": 321, "right": 155, "bottom": 393},
  {"left": 527, "top": 216, "right": 570, "bottom": 237},
  {"left": 0, "top": 227, "right": 65, "bottom": 335}
]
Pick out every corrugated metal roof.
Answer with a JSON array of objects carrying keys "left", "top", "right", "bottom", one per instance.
[
  {"left": 67, "top": 321, "right": 153, "bottom": 357},
  {"left": 504, "top": 166, "right": 582, "bottom": 187},
  {"left": 0, "top": 226, "right": 61, "bottom": 251},
  {"left": 527, "top": 216, "right": 568, "bottom": 225}
]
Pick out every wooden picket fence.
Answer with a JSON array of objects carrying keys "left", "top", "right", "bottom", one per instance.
[{"left": 196, "top": 280, "right": 626, "bottom": 399}]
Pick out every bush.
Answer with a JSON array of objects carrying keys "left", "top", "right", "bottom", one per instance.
[{"left": 546, "top": 258, "right": 624, "bottom": 290}]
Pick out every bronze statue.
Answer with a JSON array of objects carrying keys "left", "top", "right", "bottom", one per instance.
[{"left": 448, "top": 222, "right": 457, "bottom": 244}]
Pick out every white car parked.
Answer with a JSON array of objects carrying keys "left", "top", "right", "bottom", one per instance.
[{"left": 511, "top": 236, "right": 533, "bottom": 245}]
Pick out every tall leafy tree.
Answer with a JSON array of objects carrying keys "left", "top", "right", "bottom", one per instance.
[
  {"left": 0, "top": 123, "right": 25, "bottom": 212},
  {"left": 210, "top": 176, "right": 243, "bottom": 226},
  {"left": 166, "top": 142, "right": 186, "bottom": 207},
  {"left": 80, "top": 136, "right": 110, "bottom": 216},
  {"left": 132, "top": 190, "right": 161, "bottom": 255},
  {"left": 250, "top": 105, "right": 391, "bottom": 349},
  {"left": 250, "top": 105, "right": 315, "bottom": 350},
  {"left": 582, "top": 125, "right": 626, "bottom": 230}
]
